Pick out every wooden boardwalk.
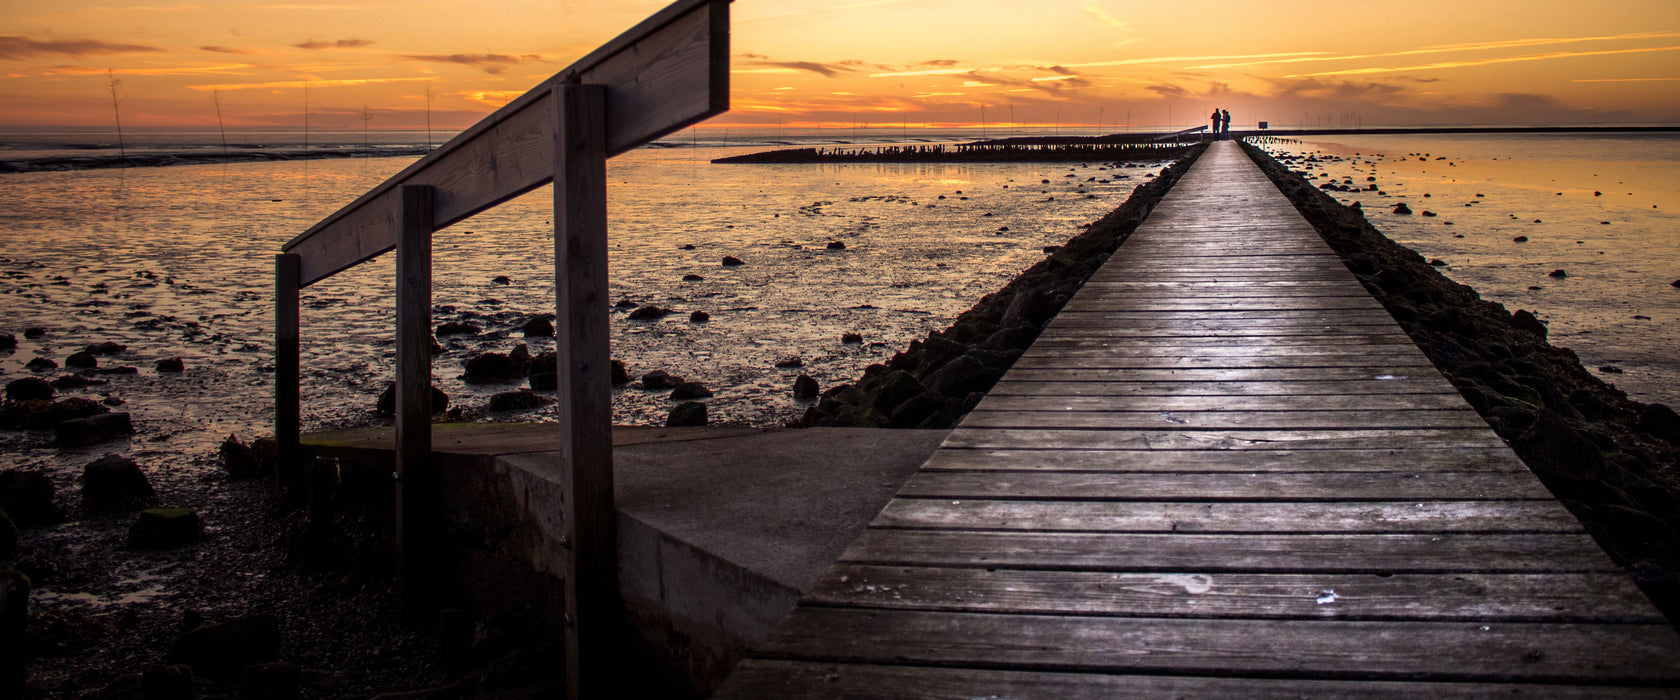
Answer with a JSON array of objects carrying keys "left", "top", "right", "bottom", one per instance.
[{"left": 714, "top": 142, "right": 1680, "bottom": 697}]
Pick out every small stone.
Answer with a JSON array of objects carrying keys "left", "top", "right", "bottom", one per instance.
[
  {"left": 667, "top": 401, "right": 707, "bottom": 427},
  {"left": 4, "top": 377, "right": 53, "bottom": 402},
  {"left": 793, "top": 374, "right": 819, "bottom": 399},
  {"left": 721, "top": 256, "right": 746, "bottom": 267},
  {"left": 1428, "top": 258, "right": 1447, "bottom": 267},
  {"left": 155, "top": 357, "right": 185, "bottom": 373},
  {"left": 128, "top": 507, "right": 201, "bottom": 549},
  {"left": 641, "top": 370, "right": 683, "bottom": 390},
  {"left": 1598, "top": 365, "right": 1624, "bottom": 374},
  {"left": 670, "top": 382, "right": 714, "bottom": 400},
  {"left": 435, "top": 321, "right": 481, "bottom": 336},
  {"left": 463, "top": 349, "right": 528, "bottom": 383},
  {"left": 1513, "top": 236, "right": 1528, "bottom": 243},
  {"left": 682, "top": 273, "right": 704, "bottom": 282},
  {"left": 680, "top": 244, "right": 696, "bottom": 250},
  {"left": 488, "top": 391, "right": 552, "bottom": 411},
  {"left": 55, "top": 412, "right": 133, "bottom": 446},
  {"left": 528, "top": 372, "right": 557, "bottom": 391},
  {"left": 774, "top": 356, "right": 804, "bottom": 369},
  {"left": 522, "top": 316, "right": 554, "bottom": 337},
  {"left": 1420, "top": 210, "right": 1436, "bottom": 217},
  {"left": 1392, "top": 203, "right": 1412, "bottom": 215},
  {"left": 841, "top": 333, "right": 863, "bottom": 344},
  {"left": 610, "top": 360, "right": 630, "bottom": 385},
  {"left": 24, "top": 357, "right": 57, "bottom": 372},
  {"left": 0, "top": 334, "right": 13, "bottom": 350},
  {"left": 374, "top": 383, "right": 450, "bottom": 415},
  {"left": 28, "top": 396, "right": 110, "bottom": 429},
  {"left": 627, "top": 305, "right": 673, "bottom": 321},
  {"left": 491, "top": 275, "right": 512, "bottom": 285},
  {"left": 689, "top": 310, "right": 710, "bottom": 323},
  {"left": 82, "top": 454, "right": 158, "bottom": 513},
  {"left": 614, "top": 298, "right": 639, "bottom": 309},
  {"left": 22, "top": 328, "right": 44, "bottom": 339},
  {"left": 1548, "top": 269, "right": 1568, "bottom": 278},
  {"left": 826, "top": 241, "right": 846, "bottom": 250},
  {"left": 84, "top": 342, "right": 126, "bottom": 355}
]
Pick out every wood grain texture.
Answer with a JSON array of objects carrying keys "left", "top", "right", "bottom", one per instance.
[
  {"left": 394, "top": 184, "right": 434, "bottom": 620},
  {"left": 273, "top": 253, "right": 300, "bottom": 481},
  {"left": 899, "top": 470, "right": 1556, "bottom": 500},
  {"left": 915, "top": 447, "right": 1532, "bottom": 473},
  {"left": 872, "top": 499, "right": 1580, "bottom": 533}
]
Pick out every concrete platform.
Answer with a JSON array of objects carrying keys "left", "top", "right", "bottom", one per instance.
[{"left": 301, "top": 423, "right": 947, "bottom": 692}]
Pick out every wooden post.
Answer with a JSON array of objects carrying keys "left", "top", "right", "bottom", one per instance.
[
  {"left": 554, "top": 83, "right": 616, "bottom": 699},
  {"left": 274, "top": 253, "right": 301, "bottom": 482},
  {"left": 395, "top": 184, "right": 435, "bottom": 620}
]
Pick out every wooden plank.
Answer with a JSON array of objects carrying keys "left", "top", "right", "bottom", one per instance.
[
  {"left": 394, "top": 184, "right": 435, "bottom": 620},
  {"left": 1000, "top": 367, "right": 1459, "bottom": 386},
  {"left": 805, "top": 565, "right": 1663, "bottom": 622},
  {"left": 1059, "top": 298, "right": 1387, "bottom": 312},
  {"left": 1029, "top": 333, "right": 1418, "bottom": 347},
  {"left": 554, "top": 84, "right": 617, "bottom": 700},
  {"left": 1017, "top": 343, "right": 1423, "bottom": 356},
  {"left": 752, "top": 609, "right": 1680, "bottom": 684},
  {"left": 273, "top": 254, "right": 301, "bottom": 482},
  {"left": 717, "top": 659, "right": 1680, "bottom": 699},
  {"left": 1048, "top": 310, "right": 1403, "bottom": 324},
  {"left": 900, "top": 470, "right": 1556, "bottom": 500},
  {"left": 974, "top": 393, "right": 1470, "bottom": 411},
  {"left": 871, "top": 499, "right": 1579, "bottom": 533},
  {"left": 282, "top": 0, "right": 729, "bottom": 286},
  {"left": 917, "top": 447, "right": 1531, "bottom": 473},
  {"left": 1008, "top": 355, "right": 1438, "bottom": 370},
  {"left": 943, "top": 428, "right": 1508, "bottom": 451},
  {"left": 987, "top": 380, "right": 1457, "bottom": 397},
  {"left": 838, "top": 530, "right": 1621, "bottom": 573},
  {"left": 956, "top": 409, "right": 1490, "bottom": 430}
]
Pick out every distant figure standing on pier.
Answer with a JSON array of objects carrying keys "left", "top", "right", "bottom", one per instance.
[
  {"left": 1210, "top": 108, "right": 1222, "bottom": 139},
  {"left": 1221, "top": 109, "right": 1232, "bottom": 140}
]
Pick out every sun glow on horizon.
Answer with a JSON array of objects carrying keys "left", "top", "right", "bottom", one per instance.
[{"left": 1, "top": 0, "right": 1677, "bottom": 132}]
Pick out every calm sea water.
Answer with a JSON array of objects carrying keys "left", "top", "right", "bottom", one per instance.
[
  {"left": 0, "top": 128, "right": 1174, "bottom": 484},
  {"left": 1252, "top": 133, "right": 1680, "bottom": 407}
]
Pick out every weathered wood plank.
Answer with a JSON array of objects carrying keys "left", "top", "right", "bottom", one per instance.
[
  {"left": 1000, "top": 367, "right": 1456, "bottom": 385},
  {"left": 918, "top": 447, "right": 1531, "bottom": 473},
  {"left": 957, "top": 409, "right": 1490, "bottom": 430},
  {"left": 838, "top": 529, "right": 1620, "bottom": 573},
  {"left": 273, "top": 254, "right": 301, "bottom": 481},
  {"left": 944, "top": 428, "right": 1507, "bottom": 452},
  {"left": 872, "top": 499, "right": 1579, "bottom": 533},
  {"left": 1009, "top": 354, "right": 1438, "bottom": 370},
  {"left": 1021, "top": 341, "right": 1423, "bottom": 355},
  {"left": 987, "top": 379, "right": 1458, "bottom": 397},
  {"left": 751, "top": 610, "right": 1680, "bottom": 683},
  {"left": 900, "top": 470, "right": 1556, "bottom": 500},
  {"left": 975, "top": 393, "right": 1469, "bottom": 412},
  {"left": 282, "top": 0, "right": 729, "bottom": 286},
  {"left": 717, "top": 660, "right": 1680, "bottom": 699},
  {"left": 394, "top": 184, "right": 435, "bottom": 619},
  {"left": 1059, "top": 297, "right": 1387, "bottom": 312},
  {"left": 805, "top": 566, "right": 1662, "bottom": 622}
]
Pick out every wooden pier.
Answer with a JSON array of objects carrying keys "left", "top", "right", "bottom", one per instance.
[{"left": 714, "top": 141, "right": 1680, "bottom": 696}]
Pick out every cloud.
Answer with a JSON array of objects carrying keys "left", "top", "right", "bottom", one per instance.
[
  {"left": 920, "top": 59, "right": 959, "bottom": 67},
  {"left": 1065, "top": 52, "right": 1327, "bottom": 69},
  {"left": 1292, "top": 44, "right": 1680, "bottom": 77},
  {"left": 748, "top": 59, "right": 861, "bottom": 78},
  {"left": 1195, "top": 31, "right": 1680, "bottom": 72},
  {"left": 0, "top": 36, "right": 161, "bottom": 60},
  {"left": 294, "top": 38, "right": 373, "bottom": 50},
  {"left": 1571, "top": 77, "right": 1680, "bottom": 82},
  {"left": 200, "top": 45, "right": 259, "bottom": 55},
  {"left": 1083, "top": 2, "right": 1129, "bottom": 31},
  {"left": 1146, "top": 83, "right": 1188, "bottom": 97},
  {"left": 48, "top": 63, "right": 254, "bottom": 76},
  {"left": 399, "top": 53, "right": 542, "bottom": 75}
]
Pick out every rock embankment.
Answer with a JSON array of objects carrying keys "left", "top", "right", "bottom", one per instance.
[
  {"left": 798, "top": 144, "right": 1208, "bottom": 428},
  {"left": 1239, "top": 139, "right": 1680, "bottom": 622}
]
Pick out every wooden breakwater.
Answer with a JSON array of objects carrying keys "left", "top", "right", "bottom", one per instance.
[{"left": 712, "top": 141, "right": 1195, "bottom": 165}]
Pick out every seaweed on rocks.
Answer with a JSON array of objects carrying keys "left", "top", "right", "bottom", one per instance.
[
  {"left": 1239, "top": 139, "right": 1680, "bottom": 626},
  {"left": 800, "top": 143, "right": 1208, "bottom": 429}
]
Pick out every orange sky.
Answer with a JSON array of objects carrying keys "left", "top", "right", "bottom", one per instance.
[{"left": 2, "top": 0, "right": 1677, "bottom": 132}]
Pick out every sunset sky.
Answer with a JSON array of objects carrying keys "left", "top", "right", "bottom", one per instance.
[{"left": 1, "top": 0, "right": 1677, "bottom": 133}]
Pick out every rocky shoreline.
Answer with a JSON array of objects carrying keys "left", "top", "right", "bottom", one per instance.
[
  {"left": 1240, "top": 139, "right": 1680, "bottom": 622},
  {"left": 796, "top": 143, "right": 1208, "bottom": 428}
]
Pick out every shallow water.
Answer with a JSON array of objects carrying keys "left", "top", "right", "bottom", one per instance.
[
  {"left": 1252, "top": 133, "right": 1680, "bottom": 407},
  {"left": 0, "top": 131, "right": 1171, "bottom": 489}
]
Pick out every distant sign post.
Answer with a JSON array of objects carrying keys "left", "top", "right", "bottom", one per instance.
[{"left": 274, "top": 1, "right": 729, "bottom": 696}]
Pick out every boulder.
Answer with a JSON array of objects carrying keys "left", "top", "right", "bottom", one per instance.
[
  {"left": 792, "top": 374, "right": 819, "bottom": 399},
  {"left": 218, "top": 434, "right": 266, "bottom": 479},
  {"left": 82, "top": 454, "right": 158, "bottom": 513},
  {"left": 488, "top": 391, "right": 552, "bottom": 412},
  {"left": 1514, "top": 410, "right": 1605, "bottom": 482},
  {"left": 773, "top": 356, "right": 804, "bottom": 369},
  {"left": 528, "top": 372, "right": 557, "bottom": 391},
  {"left": 641, "top": 370, "right": 684, "bottom": 390},
  {"left": 841, "top": 333, "right": 863, "bottom": 344},
  {"left": 375, "top": 383, "right": 450, "bottom": 415},
  {"left": 463, "top": 349, "right": 528, "bottom": 384},
  {"left": 667, "top": 401, "right": 707, "bottom": 427},
  {"left": 0, "top": 334, "right": 13, "bottom": 351},
  {"left": 521, "top": 316, "right": 554, "bottom": 337},
  {"left": 155, "top": 357, "right": 185, "bottom": 373},
  {"left": 0, "top": 470, "right": 61, "bottom": 526},
  {"left": 627, "top": 306, "right": 673, "bottom": 321},
  {"left": 84, "top": 342, "right": 127, "bottom": 355},
  {"left": 435, "top": 321, "right": 481, "bottom": 336},
  {"left": 24, "top": 357, "right": 56, "bottom": 372},
  {"left": 826, "top": 241, "right": 846, "bottom": 250},
  {"left": 888, "top": 391, "right": 947, "bottom": 429},
  {"left": 1548, "top": 269, "right": 1568, "bottom": 278},
  {"left": 869, "top": 371, "right": 927, "bottom": 415},
  {"left": 721, "top": 256, "right": 745, "bottom": 267},
  {"left": 682, "top": 273, "right": 704, "bottom": 282},
  {"left": 65, "top": 352, "right": 98, "bottom": 369},
  {"left": 923, "top": 354, "right": 999, "bottom": 397},
  {"left": 27, "top": 397, "right": 108, "bottom": 429},
  {"left": 128, "top": 507, "right": 201, "bottom": 549},
  {"left": 670, "top": 382, "right": 714, "bottom": 400},
  {"left": 1392, "top": 203, "right": 1412, "bottom": 215},
  {"left": 4, "top": 377, "right": 53, "bottom": 402},
  {"left": 55, "top": 412, "right": 133, "bottom": 446},
  {"left": 238, "top": 661, "right": 301, "bottom": 700},
  {"left": 1510, "top": 309, "right": 1547, "bottom": 340},
  {"left": 51, "top": 374, "right": 98, "bottom": 390},
  {"left": 168, "top": 613, "right": 281, "bottom": 684},
  {"left": 22, "top": 328, "right": 44, "bottom": 339},
  {"left": 610, "top": 360, "right": 631, "bottom": 385},
  {"left": 1638, "top": 403, "right": 1680, "bottom": 444},
  {"left": 689, "top": 310, "right": 710, "bottom": 323}
]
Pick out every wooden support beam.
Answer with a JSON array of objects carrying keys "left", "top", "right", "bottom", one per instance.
[
  {"left": 274, "top": 253, "right": 301, "bottom": 482},
  {"left": 554, "top": 83, "right": 617, "bottom": 699},
  {"left": 394, "top": 184, "right": 435, "bottom": 620}
]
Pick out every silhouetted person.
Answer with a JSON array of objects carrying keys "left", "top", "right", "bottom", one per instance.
[
  {"left": 1210, "top": 108, "right": 1221, "bottom": 139},
  {"left": 1221, "top": 109, "right": 1231, "bottom": 140}
]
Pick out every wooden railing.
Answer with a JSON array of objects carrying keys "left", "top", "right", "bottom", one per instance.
[{"left": 272, "top": 1, "right": 729, "bottom": 695}]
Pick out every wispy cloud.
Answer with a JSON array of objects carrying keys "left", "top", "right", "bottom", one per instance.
[
  {"left": 0, "top": 36, "right": 161, "bottom": 60},
  {"left": 1293, "top": 45, "right": 1680, "bottom": 77},
  {"left": 1063, "top": 52, "right": 1327, "bottom": 69},
  {"left": 185, "top": 76, "right": 429, "bottom": 91},
  {"left": 747, "top": 59, "right": 862, "bottom": 79},
  {"left": 1195, "top": 31, "right": 1680, "bottom": 70},
  {"left": 1571, "top": 76, "right": 1680, "bottom": 82},
  {"left": 49, "top": 63, "right": 253, "bottom": 76},
  {"left": 400, "top": 53, "right": 541, "bottom": 75},
  {"left": 1082, "top": 2, "right": 1128, "bottom": 30},
  {"left": 294, "top": 38, "right": 373, "bottom": 50},
  {"left": 200, "top": 45, "right": 259, "bottom": 55}
]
